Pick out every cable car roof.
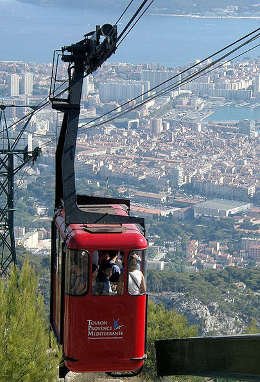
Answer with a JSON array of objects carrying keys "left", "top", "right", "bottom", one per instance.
[{"left": 55, "top": 208, "right": 147, "bottom": 250}]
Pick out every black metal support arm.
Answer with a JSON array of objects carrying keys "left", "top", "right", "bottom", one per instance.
[{"left": 50, "top": 25, "right": 145, "bottom": 232}]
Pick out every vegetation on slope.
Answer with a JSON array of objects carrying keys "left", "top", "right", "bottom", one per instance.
[
  {"left": 0, "top": 260, "right": 60, "bottom": 381},
  {"left": 148, "top": 268, "right": 260, "bottom": 330},
  {"left": 143, "top": 300, "right": 200, "bottom": 382}
]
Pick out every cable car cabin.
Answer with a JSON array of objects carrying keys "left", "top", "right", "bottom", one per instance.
[{"left": 50, "top": 203, "right": 148, "bottom": 375}]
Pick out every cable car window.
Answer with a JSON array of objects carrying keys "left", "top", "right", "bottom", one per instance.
[
  {"left": 65, "top": 249, "right": 88, "bottom": 296},
  {"left": 92, "top": 250, "right": 124, "bottom": 296},
  {"left": 128, "top": 250, "right": 146, "bottom": 295}
]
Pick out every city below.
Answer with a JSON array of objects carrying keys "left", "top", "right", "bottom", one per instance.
[{"left": 0, "top": 56, "right": 259, "bottom": 273}]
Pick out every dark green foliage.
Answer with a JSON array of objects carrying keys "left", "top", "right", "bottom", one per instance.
[
  {"left": 148, "top": 267, "right": 260, "bottom": 294},
  {"left": 245, "top": 319, "right": 260, "bottom": 334},
  {"left": 143, "top": 301, "right": 199, "bottom": 382},
  {"left": 0, "top": 260, "right": 60, "bottom": 381}
]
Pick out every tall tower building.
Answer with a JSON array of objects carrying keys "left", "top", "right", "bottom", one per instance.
[
  {"left": 141, "top": 69, "right": 176, "bottom": 90},
  {"left": 82, "top": 76, "right": 90, "bottom": 100},
  {"left": 254, "top": 74, "right": 260, "bottom": 95},
  {"left": 151, "top": 118, "right": 163, "bottom": 137},
  {"left": 99, "top": 80, "right": 150, "bottom": 102},
  {"left": 23, "top": 72, "right": 34, "bottom": 96},
  {"left": 238, "top": 119, "right": 256, "bottom": 138},
  {"left": 9, "top": 74, "right": 20, "bottom": 96},
  {"left": 169, "top": 166, "right": 185, "bottom": 188},
  {"left": 82, "top": 75, "right": 94, "bottom": 100}
]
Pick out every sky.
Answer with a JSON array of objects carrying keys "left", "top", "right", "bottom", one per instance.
[{"left": 0, "top": 0, "right": 121, "bottom": 61}]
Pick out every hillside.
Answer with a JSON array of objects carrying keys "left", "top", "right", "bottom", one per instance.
[{"left": 148, "top": 267, "right": 260, "bottom": 335}]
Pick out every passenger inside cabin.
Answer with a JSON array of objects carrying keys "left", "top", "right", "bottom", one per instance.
[
  {"left": 94, "top": 263, "right": 113, "bottom": 295},
  {"left": 116, "top": 272, "right": 124, "bottom": 295},
  {"left": 70, "top": 257, "right": 87, "bottom": 295},
  {"left": 108, "top": 251, "right": 121, "bottom": 282},
  {"left": 99, "top": 252, "right": 110, "bottom": 267},
  {"left": 91, "top": 263, "right": 98, "bottom": 291},
  {"left": 93, "top": 250, "right": 125, "bottom": 295},
  {"left": 128, "top": 253, "right": 146, "bottom": 295}
]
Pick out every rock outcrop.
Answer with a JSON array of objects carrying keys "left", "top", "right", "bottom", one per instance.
[{"left": 150, "top": 292, "right": 246, "bottom": 335}]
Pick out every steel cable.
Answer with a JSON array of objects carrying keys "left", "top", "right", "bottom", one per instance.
[
  {"left": 78, "top": 27, "right": 260, "bottom": 130},
  {"left": 78, "top": 30, "right": 260, "bottom": 131}
]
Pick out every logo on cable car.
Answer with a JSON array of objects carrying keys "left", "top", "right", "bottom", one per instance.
[{"left": 87, "top": 319, "right": 125, "bottom": 339}]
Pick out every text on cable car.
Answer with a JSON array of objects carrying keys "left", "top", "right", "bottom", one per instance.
[{"left": 87, "top": 319, "right": 125, "bottom": 339}]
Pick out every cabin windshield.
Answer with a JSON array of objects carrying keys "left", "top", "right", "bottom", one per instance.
[
  {"left": 64, "top": 249, "right": 146, "bottom": 297},
  {"left": 65, "top": 249, "right": 89, "bottom": 296},
  {"left": 92, "top": 249, "right": 146, "bottom": 296}
]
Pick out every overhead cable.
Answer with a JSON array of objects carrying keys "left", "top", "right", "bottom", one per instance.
[
  {"left": 3, "top": 22, "right": 259, "bottom": 140},
  {"left": 78, "top": 30, "right": 260, "bottom": 131},
  {"left": 115, "top": 0, "right": 135, "bottom": 25},
  {"left": 117, "top": 0, "right": 154, "bottom": 48},
  {"left": 117, "top": 0, "right": 153, "bottom": 42},
  {"left": 79, "top": 27, "right": 260, "bottom": 130}
]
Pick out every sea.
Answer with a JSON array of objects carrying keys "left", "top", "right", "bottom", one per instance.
[
  {"left": 0, "top": 1, "right": 259, "bottom": 66},
  {"left": 208, "top": 105, "right": 260, "bottom": 122}
]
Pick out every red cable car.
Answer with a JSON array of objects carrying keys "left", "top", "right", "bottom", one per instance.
[
  {"left": 51, "top": 202, "right": 148, "bottom": 375},
  {"left": 49, "top": 26, "right": 148, "bottom": 377}
]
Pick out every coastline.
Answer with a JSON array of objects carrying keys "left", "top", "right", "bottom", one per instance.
[{"left": 151, "top": 13, "right": 260, "bottom": 20}]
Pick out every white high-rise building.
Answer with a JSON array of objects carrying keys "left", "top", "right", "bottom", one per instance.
[
  {"left": 141, "top": 69, "right": 177, "bottom": 90},
  {"left": 151, "top": 118, "right": 163, "bottom": 137},
  {"left": 23, "top": 72, "right": 34, "bottom": 96},
  {"left": 99, "top": 80, "right": 150, "bottom": 102},
  {"left": 254, "top": 74, "right": 260, "bottom": 94},
  {"left": 169, "top": 166, "right": 185, "bottom": 187},
  {"left": 9, "top": 74, "right": 20, "bottom": 96},
  {"left": 82, "top": 75, "right": 94, "bottom": 100}
]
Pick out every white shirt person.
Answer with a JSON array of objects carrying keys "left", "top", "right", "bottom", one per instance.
[{"left": 128, "top": 254, "right": 146, "bottom": 295}]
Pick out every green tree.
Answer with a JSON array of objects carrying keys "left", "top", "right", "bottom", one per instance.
[
  {"left": 245, "top": 319, "right": 260, "bottom": 334},
  {"left": 0, "top": 260, "right": 59, "bottom": 382},
  {"left": 142, "top": 300, "right": 198, "bottom": 381}
]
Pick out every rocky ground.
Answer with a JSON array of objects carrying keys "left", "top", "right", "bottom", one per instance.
[
  {"left": 64, "top": 373, "right": 134, "bottom": 382},
  {"left": 150, "top": 292, "right": 246, "bottom": 335}
]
